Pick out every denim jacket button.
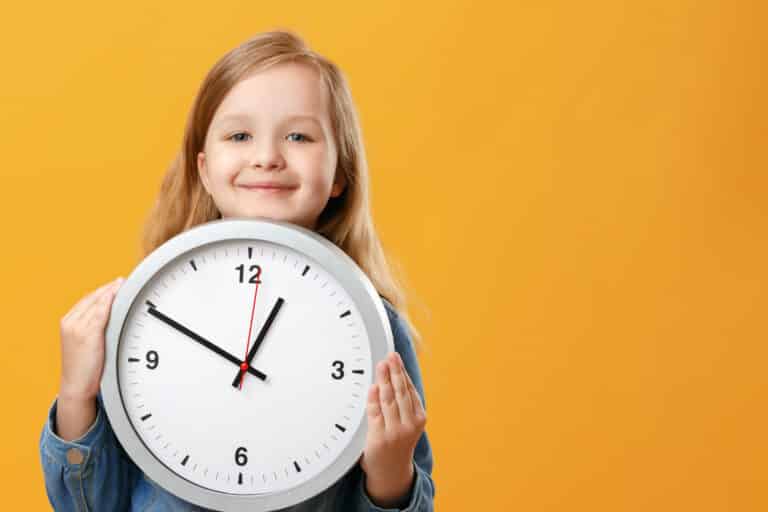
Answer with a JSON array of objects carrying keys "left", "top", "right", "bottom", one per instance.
[{"left": 66, "top": 447, "right": 84, "bottom": 465}]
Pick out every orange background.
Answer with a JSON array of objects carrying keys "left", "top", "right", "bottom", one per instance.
[{"left": 2, "top": 1, "right": 767, "bottom": 510}]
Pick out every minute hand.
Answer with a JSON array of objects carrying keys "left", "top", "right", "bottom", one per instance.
[
  {"left": 145, "top": 302, "right": 267, "bottom": 381},
  {"left": 232, "top": 297, "right": 284, "bottom": 388}
]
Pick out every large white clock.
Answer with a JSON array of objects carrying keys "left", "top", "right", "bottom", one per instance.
[{"left": 101, "top": 218, "right": 394, "bottom": 511}]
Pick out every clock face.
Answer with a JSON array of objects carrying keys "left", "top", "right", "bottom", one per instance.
[{"left": 116, "top": 239, "right": 372, "bottom": 495}]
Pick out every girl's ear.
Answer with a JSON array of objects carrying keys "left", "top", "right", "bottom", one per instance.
[
  {"left": 197, "top": 152, "right": 210, "bottom": 193},
  {"left": 330, "top": 170, "right": 346, "bottom": 198}
]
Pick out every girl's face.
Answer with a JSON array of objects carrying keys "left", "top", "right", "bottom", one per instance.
[{"left": 197, "top": 62, "right": 344, "bottom": 230}]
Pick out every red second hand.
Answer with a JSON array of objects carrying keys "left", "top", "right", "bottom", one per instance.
[{"left": 239, "top": 276, "right": 261, "bottom": 389}]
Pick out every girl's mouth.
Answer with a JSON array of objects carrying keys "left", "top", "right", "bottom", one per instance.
[{"left": 238, "top": 185, "right": 295, "bottom": 193}]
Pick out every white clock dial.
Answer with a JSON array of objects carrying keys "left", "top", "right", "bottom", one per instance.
[{"left": 116, "top": 239, "right": 372, "bottom": 495}]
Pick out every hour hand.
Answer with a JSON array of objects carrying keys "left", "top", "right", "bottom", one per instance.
[
  {"left": 233, "top": 297, "right": 284, "bottom": 388},
  {"left": 145, "top": 301, "right": 267, "bottom": 381}
]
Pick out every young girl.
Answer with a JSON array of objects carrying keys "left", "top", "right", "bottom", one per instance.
[{"left": 39, "top": 30, "right": 434, "bottom": 511}]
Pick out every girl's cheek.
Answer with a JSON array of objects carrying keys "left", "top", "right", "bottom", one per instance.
[{"left": 296, "top": 149, "right": 333, "bottom": 176}]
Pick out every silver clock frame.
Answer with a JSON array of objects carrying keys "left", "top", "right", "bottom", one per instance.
[{"left": 102, "top": 218, "right": 394, "bottom": 511}]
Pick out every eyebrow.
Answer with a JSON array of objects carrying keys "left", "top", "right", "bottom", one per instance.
[{"left": 216, "top": 113, "right": 322, "bottom": 126}]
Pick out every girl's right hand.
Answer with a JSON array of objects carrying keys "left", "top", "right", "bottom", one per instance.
[{"left": 58, "top": 277, "right": 124, "bottom": 402}]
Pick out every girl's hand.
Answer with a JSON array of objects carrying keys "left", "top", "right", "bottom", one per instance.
[
  {"left": 58, "top": 277, "right": 124, "bottom": 401},
  {"left": 360, "top": 351, "right": 427, "bottom": 507}
]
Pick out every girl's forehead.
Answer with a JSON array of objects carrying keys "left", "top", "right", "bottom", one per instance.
[{"left": 215, "top": 63, "right": 329, "bottom": 123}]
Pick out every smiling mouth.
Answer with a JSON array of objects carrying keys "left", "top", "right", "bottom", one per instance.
[{"left": 238, "top": 185, "right": 296, "bottom": 192}]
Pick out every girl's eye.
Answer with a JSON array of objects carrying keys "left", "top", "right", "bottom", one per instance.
[
  {"left": 229, "top": 132, "right": 251, "bottom": 142},
  {"left": 287, "top": 132, "right": 311, "bottom": 143},
  {"left": 227, "top": 132, "right": 312, "bottom": 143}
]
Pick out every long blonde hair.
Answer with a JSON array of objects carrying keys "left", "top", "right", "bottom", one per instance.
[{"left": 140, "top": 29, "right": 423, "bottom": 348}]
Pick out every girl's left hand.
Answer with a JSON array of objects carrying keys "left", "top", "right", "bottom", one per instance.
[{"left": 360, "top": 351, "right": 427, "bottom": 504}]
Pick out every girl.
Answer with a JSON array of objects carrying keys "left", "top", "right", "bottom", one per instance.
[{"left": 39, "top": 30, "right": 435, "bottom": 511}]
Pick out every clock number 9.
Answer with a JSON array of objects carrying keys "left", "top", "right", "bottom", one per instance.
[
  {"left": 235, "top": 264, "right": 262, "bottom": 284},
  {"left": 235, "top": 446, "right": 248, "bottom": 466},
  {"left": 146, "top": 350, "right": 159, "bottom": 370},
  {"left": 331, "top": 360, "right": 345, "bottom": 380}
]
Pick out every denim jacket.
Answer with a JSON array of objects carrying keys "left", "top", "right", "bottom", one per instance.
[{"left": 39, "top": 299, "right": 435, "bottom": 511}]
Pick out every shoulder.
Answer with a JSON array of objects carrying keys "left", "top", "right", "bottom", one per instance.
[
  {"left": 379, "top": 295, "right": 413, "bottom": 352},
  {"left": 379, "top": 295, "right": 400, "bottom": 326}
]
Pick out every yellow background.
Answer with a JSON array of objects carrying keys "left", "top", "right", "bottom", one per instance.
[{"left": 2, "top": 1, "right": 766, "bottom": 510}]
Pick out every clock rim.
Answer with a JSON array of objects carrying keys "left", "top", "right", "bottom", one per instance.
[{"left": 102, "top": 217, "right": 394, "bottom": 511}]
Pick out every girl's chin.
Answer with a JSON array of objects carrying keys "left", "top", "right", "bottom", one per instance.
[{"left": 222, "top": 211, "right": 308, "bottom": 228}]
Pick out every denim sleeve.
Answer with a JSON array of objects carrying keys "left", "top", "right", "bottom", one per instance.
[
  {"left": 350, "top": 299, "right": 436, "bottom": 512},
  {"left": 39, "top": 392, "right": 135, "bottom": 511}
]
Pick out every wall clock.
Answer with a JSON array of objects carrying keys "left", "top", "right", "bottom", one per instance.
[{"left": 102, "top": 218, "right": 393, "bottom": 511}]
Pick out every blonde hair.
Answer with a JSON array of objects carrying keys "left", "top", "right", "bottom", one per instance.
[{"left": 140, "top": 29, "right": 424, "bottom": 349}]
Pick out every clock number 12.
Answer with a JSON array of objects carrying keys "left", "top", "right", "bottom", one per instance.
[{"left": 235, "top": 264, "right": 262, "bottom": 284}]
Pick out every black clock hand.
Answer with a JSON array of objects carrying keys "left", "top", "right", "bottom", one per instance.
[
  {"left": 232, "top": 297, "right": 284, "bottom": 388},
  {"left": 145, "top": 302, "right": 267, "bottom": 381}
]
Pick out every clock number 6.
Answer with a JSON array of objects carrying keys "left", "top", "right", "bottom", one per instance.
[
  {"left": 235, "top": 264, "right": 262, "bottom": 284},
  {"left": 235, "top": 446, "right": 248, "bottom": 466},
  {"left": 331, "top": 360, "right": 345, "bottom": 380}
]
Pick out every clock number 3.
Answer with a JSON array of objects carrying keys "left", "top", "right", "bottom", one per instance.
[
  {"left": 235, "top": 264, "right": 262, "bottom": 284},
  {"left": 331, "top": 360, "right": 345, "bottom": 380},
  {"left": 235, "top": 446, "right": 248, "bottom": 466}
]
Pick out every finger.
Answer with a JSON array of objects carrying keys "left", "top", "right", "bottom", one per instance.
[
  {"left": 83, "top": 286, "right": 119, "bottom": 329},
  {"left": 67, "top": 278, "right": 121, "bottom": 319},
  {"left": 388, "top": 352, "right": 414, "bottom": 424},
  {"left": 377, "top": 359, "right": 400, "bottom": 428},
  {"left": 77, "top": 278, "right": 123, "bottom": 326},
  {"left": 366, "top": 384, "right": 385, "bottom": 433},
  {"left": 67, "top": 278, "right": 122, "bottom": 324},
  {"left": 399, "top": 354, "right": 425, "bottom": 416},
  {"left": 410, "top": 382, "right": 426, "bottom": 421}
]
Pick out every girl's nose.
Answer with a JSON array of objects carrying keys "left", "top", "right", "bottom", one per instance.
[{"left": 249, "top": 139, "right": 285, "bottom": 170}]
